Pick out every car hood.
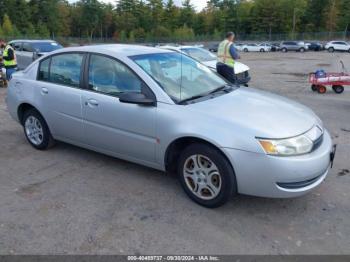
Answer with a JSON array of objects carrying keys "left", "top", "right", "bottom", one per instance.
[
  {"left": 188, "top": 87, "right": 320, "bottom": 139},
  {"left": 202, "top": 60, "right": 250, "bottom": 74}
]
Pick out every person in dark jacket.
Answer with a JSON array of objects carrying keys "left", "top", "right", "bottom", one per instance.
[
  {"left": 1, "top": 40, "right": 17, "bottom": 81},
  {"left": 216, "top": 32, "right": 240, "bottom": 84}
]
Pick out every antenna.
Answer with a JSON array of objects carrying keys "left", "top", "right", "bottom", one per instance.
[{"left": 180, "top": 44, "right": 183, "bottom": 101}]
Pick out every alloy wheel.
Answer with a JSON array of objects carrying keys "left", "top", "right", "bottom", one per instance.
[
  {"left": 25, "top": 116, "right": 44, "bottom": 146},
  {"left": 183, "top": 154, "right": 222, "bottom": 200}
]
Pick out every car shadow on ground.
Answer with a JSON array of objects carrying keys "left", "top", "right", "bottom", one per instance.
[{"left": 50, "top": 141, "right": 316, "bottom": 215}]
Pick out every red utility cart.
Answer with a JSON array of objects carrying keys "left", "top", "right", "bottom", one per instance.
[{"left": 309, "top": 61, "right": 349, "bottom": 94}]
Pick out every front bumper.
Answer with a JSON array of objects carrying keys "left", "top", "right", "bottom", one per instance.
[{"left": 222, "top": 130, "right": 333, "bottom": 198}]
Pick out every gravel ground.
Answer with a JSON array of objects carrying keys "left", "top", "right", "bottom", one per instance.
[{"left": 0, "top": 51, "right": 349, "bottom": 255}]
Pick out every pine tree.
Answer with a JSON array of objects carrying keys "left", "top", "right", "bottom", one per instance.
[
  {"left": 2, "top": 14, "right": 14, "bottom": 37},
  {"left": 325, "top": 0, "right": 340, "bottom": 33},
  {"left": 337, "top": 0, "right": 350, "bottom": 33}
]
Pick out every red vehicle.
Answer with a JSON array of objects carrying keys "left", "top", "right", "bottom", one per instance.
[{"left": 309, "top": 61, "right": 349, "bottom": 94}]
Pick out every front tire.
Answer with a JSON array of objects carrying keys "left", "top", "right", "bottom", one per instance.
[
  {"left": 244, "top": 48, "right": 248, "bottom": 52},
  {"left": 317, "top": 85, "right": 327, "bottom": 94},
  {"left": 178, "top": 143, "right": 237, "bottom": 208},
  {"left": 23, "top": 109, "right": 55, "bottom": 150},
  {"left": 299, "top": 48, "right": 305, "bottom": 53},
  {"left": 328, "top": 47, "right": 334, "bottom": 53},
  {"left": 282, "top": 48, "right": 287, "bottom": 52}
]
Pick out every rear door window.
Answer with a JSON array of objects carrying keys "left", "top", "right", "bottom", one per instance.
[
  {"left": 38, "top": 58, "right": 50, "bottom": 81},
  {"left": 37, "top": 53, "right": 84, "bottom": 88}
]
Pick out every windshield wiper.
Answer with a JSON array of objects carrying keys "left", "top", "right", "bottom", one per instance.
[
  {"left": 178, "top": 94, "right": 207, "bottom": 104},
  {"left": 209, "top": 85, "right": 233, "bottom": 94},
  {"left": 178, "top": 85, "right": 233, "bottom": 105}
]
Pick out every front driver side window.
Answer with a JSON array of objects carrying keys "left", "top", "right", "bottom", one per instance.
[{"left": 88, "top": 54, "right": 142, "bottom": 96}]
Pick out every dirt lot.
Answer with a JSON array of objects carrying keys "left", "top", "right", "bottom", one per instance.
[{"left": 0, "top": 51, "right": 349, "bottom": 255}]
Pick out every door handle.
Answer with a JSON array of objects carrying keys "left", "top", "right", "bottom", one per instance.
[
  {"left": 41, "top": 87, "right": 48, "bottom": 94},
  {"left": 85, "top": 99, "right": 99, "bottom": 107}
]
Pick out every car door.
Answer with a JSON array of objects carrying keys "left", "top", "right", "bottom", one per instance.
[
  {"left": 290, "top": 42, "right": 297, "bottom": 51},
  {"left": 333, "top": 42, "right": 341, "bottom": 50},
  {"left": 36, "top": 52, "right": 85, "bottom": 143},
  {"left": 338, "top": 42, "right": 348, "bottom": 51},
  {"left": 251, "top": 44, "right": 258, "bottom": 51},
  {"left": 21, "top": 42, "right": 35, "bottom": 69},
  {"left": 81, "top": 53, "right": 157, "bottom": 163}
]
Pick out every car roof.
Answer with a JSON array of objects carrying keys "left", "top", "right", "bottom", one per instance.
[
  {"left": 52, "top": 44, "right": 172, "bottom": 57},
  {"left": 9, "top": 39, "right": 58, "bottom": 43},
  {"left": 160, "top": 45, "right": 203, "bottom": 50}
]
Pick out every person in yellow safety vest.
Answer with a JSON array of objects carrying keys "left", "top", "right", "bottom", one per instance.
[
  {"left": 1, "top": 40, "right": 17, "bottom": 81},
  {"left": 216, "top": 32, "right": 240, "bottom": 85}
]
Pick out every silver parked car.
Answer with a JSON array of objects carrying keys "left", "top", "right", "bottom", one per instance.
[
  {"left": 280, "top": 41, "right": 307, "bottom": 52},
  {"left": 9, "top": 40, "right": 63, "bottom": 70},
  {"left": 6, "top": 45, "right": 335, "bottom": 207}
]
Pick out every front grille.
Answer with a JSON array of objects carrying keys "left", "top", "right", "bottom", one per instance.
[
  {"left": 305, "top": 125, "right": 324, "bottom": 153},
  {"left": 312, "top": 134, "right": 324, "bottom": 151},
  {"left": 277, "top": 174, "right": 323, "bottom": 189}
]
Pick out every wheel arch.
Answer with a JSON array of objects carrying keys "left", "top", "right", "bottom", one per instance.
[
  {"left": 17, "top": 103, "right": 42, "bottom": 125},
  {"left": 164, "top": 136, "right": 234, "bottom": 175}
]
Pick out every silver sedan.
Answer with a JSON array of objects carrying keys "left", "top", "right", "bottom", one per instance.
[{"left": 6, "top": 45, "right": 335, "bottom": 207}]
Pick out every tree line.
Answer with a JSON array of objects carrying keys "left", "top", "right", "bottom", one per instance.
[{"left": 0, "top": 0, "right": 349, "bottom": 42}]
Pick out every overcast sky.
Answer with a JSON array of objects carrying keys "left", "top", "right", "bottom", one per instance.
[{"left": 68, "top": 0, "right": 207, "bottom": 12}]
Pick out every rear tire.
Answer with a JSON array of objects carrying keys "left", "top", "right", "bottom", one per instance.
[
  {"left": 260, "top": 48, "right": 265, "bottom": 52},
  {"left": 244, "top": 48, "right": 248, "bottom": 52},
  {"left": 23, "top": 109, "right": 55, "bottom": 150},
  {"left": 282, "top": 48, "right": 287, "bottom": 52},
  {"left": 332, "top": 85, "right": 344, "bottom": 94},
  {"left": 299, "top": 48, "right": 305, "bottom": 53},
  {"left": 311, "top": 84, "right": 318, "bottom": 92},
  {"left": 317, "top": 85, "right": 327, "bottom": 94},
  {"left": 178, "top": 143, "right": 237, "bottom": 208}
]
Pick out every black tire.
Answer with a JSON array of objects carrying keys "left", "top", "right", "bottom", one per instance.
[
  {"left": 23, "top": 108, "right": 55, "bottom": 150},
  {"left": 281, "top": 48, "right": 287, "bottom": 52},
  {"left": 177, "top": 143, "right": 237, "bottom": 208},
  {"left": 260, "top": 48, "right": 265, "bottom": 52},
  {"left": 244, "top": 48, "right": 248, "bottom": 52},
  {"left": 328, "top": 47, "right": 334, "bottom": 53},
  {"left": 299, "top": 48, "right": 305, "bottom": 53},
  {"left": 311, "top": 84, "right": 318, "bottom": 91},
  {"left": 348, "top": 49, "right": 350, "bottom": 53},
  {"left": 332, "top": 85, "right": 344, "bottom": 94}
]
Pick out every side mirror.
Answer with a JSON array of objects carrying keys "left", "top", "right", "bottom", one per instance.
[{"left": 119, "top": 93, "right": 156, "bottom": 106}]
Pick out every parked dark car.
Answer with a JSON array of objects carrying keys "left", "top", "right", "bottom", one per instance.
[
  {"left": 280, "top": 41, "right": 307, "bottom": 52},
  {"left": 306, "top": 42, "right": 323, "bottom": 51},
  {"left": 8, "top": 40, "right": 63, "bottom": 70},
  {"left": 208, "top": 43, "right": 219, "bottom": 52},
  {"left": 270, "top": 43, "right": 280, "bottom": 52}
]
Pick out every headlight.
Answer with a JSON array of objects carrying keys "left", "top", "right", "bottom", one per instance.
[{"left": 258, "top": 135, "right": 313, "bottom": 156}]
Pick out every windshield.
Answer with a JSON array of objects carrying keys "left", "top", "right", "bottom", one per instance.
[
  {"left": 32, "top": 42, "right": 63, "bottom": 52},
  {"left": 131, "top": 52, "right": 228, "bottom": 103},
  {"left": 180, "top": 47, "right": 216, "bottom": 62}
]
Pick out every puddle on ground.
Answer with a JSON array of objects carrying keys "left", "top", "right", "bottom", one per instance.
[
  {"left": 272, "top": 72, "right": 308, "bottom": 77},
  {"left": 338, "top": 169, "right": 350, "bottom": 176}
]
